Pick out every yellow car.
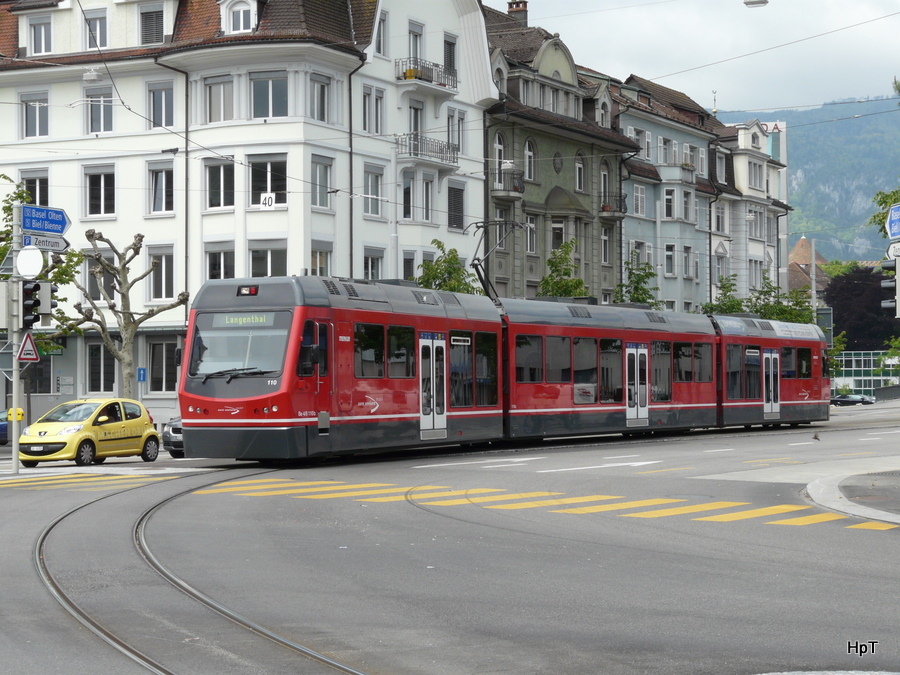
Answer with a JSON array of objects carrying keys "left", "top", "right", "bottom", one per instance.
[{"left": 19, "top": 398, "right": 161, "bottom": 467}]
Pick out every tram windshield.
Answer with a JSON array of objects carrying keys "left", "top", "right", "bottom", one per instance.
[{"left": 188, "top": 310, "right": 292, "bottom": 378}]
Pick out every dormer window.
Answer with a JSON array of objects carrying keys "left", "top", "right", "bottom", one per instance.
[
  {"left": 222, "top": 0, "right": 253, "bottom": 34},
  {"left": 751, "top": 132, "right": 761, "bottom": 148},
  {"left": 599, "top": 101, "right": 609, "bottom": 127}
]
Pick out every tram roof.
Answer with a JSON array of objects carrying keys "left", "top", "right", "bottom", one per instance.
[
  {"left": 499, "top": 298, "right": 717, "bottom": 335},
  {"left": 711, "top": 314, "right": 826, "bottom": 342}
]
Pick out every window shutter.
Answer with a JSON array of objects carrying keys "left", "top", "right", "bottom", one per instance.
[{"left": 141, "top": 10, "right": 164, "bottom": 45}]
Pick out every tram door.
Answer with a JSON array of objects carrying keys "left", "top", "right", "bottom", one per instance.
[
  {"left": 763, "top": 348, "right": 780, "bottom": 417},
  {"left": 419, "top": 332, "right": 448, "bottom": 440},
  {"left": 626, "top": 342, "right": 650, "bottom": 426}
]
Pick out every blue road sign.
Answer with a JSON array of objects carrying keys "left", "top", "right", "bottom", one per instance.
[
  {"left": 21, "top": 205, "right": 70, "bottom": 236},
  {"left": 887, "top": 203, "right": 900, "bottom": 241}
]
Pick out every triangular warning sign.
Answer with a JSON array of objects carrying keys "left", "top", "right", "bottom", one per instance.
[{"left": 17, "top": 332, "right": 41, "bottom": 362}]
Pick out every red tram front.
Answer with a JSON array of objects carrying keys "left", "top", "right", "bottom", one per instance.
[{"left": 179, "top": 276, "right": 504, "bottom": 460}]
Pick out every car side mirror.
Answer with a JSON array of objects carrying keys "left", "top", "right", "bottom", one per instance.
[{"left": 96, "top": 415, "right": 109, "bottom": 425}]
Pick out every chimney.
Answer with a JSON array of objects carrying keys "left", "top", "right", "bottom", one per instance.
[{"left": 507, "top": 0, "right": 528, "bottom": 27}]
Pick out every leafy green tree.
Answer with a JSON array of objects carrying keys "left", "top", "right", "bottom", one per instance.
[
  {"left": 826, "top": 330, "right": 847, "bottom": 378},
  {"left": 536, "top": 239, "right": 589, "bottom": 297},
  {"left": 613, "top": 254, "right": 661, "bottom": 309},
  {"left": 820, "top": 260, "right": 860, "bottom": 278},
  {"left": 868, "top": 183, "right": 900, "bottom": 239},
  {"left": 700, "top": 274, "right": 744, "bottom": 315},
  {"left": 875, "top": 334, "right": 900, "bottom": 383},
  {"left": 417, "top": 239, "right": 481, "bottom": 294},
  {"left": 822, "top": 266, "right": 897, "bottom": 350},
  {"left": 743, "top": 275, "right": 814, "bottom": 324}
]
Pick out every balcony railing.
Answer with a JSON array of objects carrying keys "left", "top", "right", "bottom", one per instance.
[
  {"left": 490, "top": 169, "right": 525, "bottom": 195},
  {"left": 600, "top": 192, "right": 628, "bottom": 214},
  {"left": 395, "top": 57, "right": 458, "bottom": 89},
  {"left": 396, "top": 133, "right": 458, "bottom": 165}
]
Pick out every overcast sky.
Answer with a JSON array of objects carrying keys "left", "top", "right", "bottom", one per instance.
[{"left": 480, "top": 0, "right": 899, "bottom": 113}]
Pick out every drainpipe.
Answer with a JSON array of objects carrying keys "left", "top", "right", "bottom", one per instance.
[
  {"left": 154, "top": 59, "right": 190, "bottom": 323},
  {"left": 347, "top": 57, "right": 365, "bottom": 277}
]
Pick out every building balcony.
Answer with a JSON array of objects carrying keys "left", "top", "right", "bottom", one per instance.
[
  {"left": 600, "top": 192, "right": 628, "bottom": 215},
  {"left": 657, "top": 163, "right": 696, "bottom": 184},
  {"left": 396, "top": 133, "right": 458, "bottom": 170},
  {"left": 395, "top": 58, "right": 458, "bottom": 106},
  {"left": 489, "top": 169, "right": 525, "bottom": 200}
]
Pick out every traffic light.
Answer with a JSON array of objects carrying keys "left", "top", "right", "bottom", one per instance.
[
  {"left": 37, "top": 282, "right": 58, "bottom": 320},
  {"left": 881, "top": 258, "right": 900, "bottom": 318},
  {"left": 20, "top": 280, "right": 41, "bottom": 330}
]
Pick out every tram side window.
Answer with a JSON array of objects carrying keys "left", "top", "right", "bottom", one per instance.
[
  {"left": 515, "top": 335, "right": 543, "bottom": 383},
  {"left": 599, "top": 338, "right": 623, "bottom": 403},
  {"left": 781, "top": 347, "right": 797, "bottom": 379},
  {"left": 573, "top": 337, "right": 598, "bottom": 404},
  {"left": 695, "top": 343, "right": 712, "bottom": 382},
  {"left": 299, "top": 320, "right": 316, "bottom": 377},
  {"left": 318, "top": 323, "right": 328, "bottom": 376},
  {"left": 674, "top": 342, "right": 693, "bottom": 382},
  {"left": 797, "top": 347, "right": 812, "bottom": 378},
  {"left": 354, "top": 323, "right": 385, "bottom": 378},
  {"left": 450, "top": 331, "right": 474, "bottom": 407},
  {"left": 475, "top": 331, "right": 498, "bottom": 406},
  {"left": 387, "top": 326, "right": 415, "bottom": 378},
  {"left": 726, "top": 344, "right": 743, "bottom": 399},
  {"left": 651, "top": 341, "right": 672, "bottom": 402},
  {"left": 546, "top": 336, "right": 571, "bottom": 383},
  {"left": 745, "top": 346, "right": 761, "bottom": 399}
]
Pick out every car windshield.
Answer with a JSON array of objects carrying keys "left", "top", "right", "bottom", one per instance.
[{"left": 41, "top": 402, "right": 101, "bottom": 423}]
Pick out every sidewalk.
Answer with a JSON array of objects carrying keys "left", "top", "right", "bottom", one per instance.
[{"left": 808, "top": 471, "right": 900, "bottom": 525}]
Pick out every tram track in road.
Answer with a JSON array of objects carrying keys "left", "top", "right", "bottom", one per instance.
[{"left": 33, "top": 468, "right": 371, "bottom": 675}]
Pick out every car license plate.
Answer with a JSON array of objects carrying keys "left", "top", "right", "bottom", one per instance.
[{"left": 30, "top": 446, "right": 43, "bottom": 451}]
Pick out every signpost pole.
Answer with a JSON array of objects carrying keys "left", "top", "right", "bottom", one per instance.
[{"left": 9, "top": 206, "right": 21, "bottom": 475}]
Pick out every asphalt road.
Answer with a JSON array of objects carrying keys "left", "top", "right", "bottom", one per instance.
[{"left": 1, "top": 405, "right": 899, "bottom": 674}]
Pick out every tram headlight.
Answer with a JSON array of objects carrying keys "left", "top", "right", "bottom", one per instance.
[{"left": 272, "top": 405, "right": 278, "bottom": 412}]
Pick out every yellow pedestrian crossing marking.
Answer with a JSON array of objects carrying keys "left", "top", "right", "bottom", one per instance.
[
  {"left": 194, "top": 480, "right": 339, "bottom": 494},
  {"left": 846, "top": 521, "right": 898, "bottom": 530},
  {"left": 235, "top": 483, "right": 394, "bottom": 497},
  {"left": 695, "top": 505, "right": 810, "bottom": 522},
  {"left": 360, "top": 489, "right": 509, "bottom": 503},
  {"left": 294, "top": 486, "right": 450, "bottom": 500},
  {"left": 0, "top": 474, "right": 177, "bottom": 490},
  {"left": 553, "top": 498, "right": 685, "bottom": 514},
  {"left": 767, "top": 513, "right": 848, "bottom": 526},
  {"left": 623, "top": 501, "right": 749, "bottom": 518},
  {"left": 413, "top": 491, "right": 562, "bottom": 506},
  {"left": 486, "top": 495, "right": 623, "bottom": 510}
]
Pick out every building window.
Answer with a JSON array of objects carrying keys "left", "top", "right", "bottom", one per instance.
[
  {"left": 552, "top": 220, "right": 564, "bottom": 250},
  {"left": 492, "top": 132, "right": 506, "bottom": 187},
  {"left": 601, "top": 226, "right": 610, "bottom": 264},
  {"left": 364, "top": 249, "right": 382, "bottom": 280},
  {"left": 363, "top": 165, "right": 383, "bottom": 216},
  {"left": 149, "top": 341, "right": 178, "bottom": 392},
  {"left": 599, "top": 101, "right": 610, "bottom": 127},
  {"left": 664, "top": 244, "right": 675, "bottom": 276},
  {"left": 422, "top": 176, "right": 433, "bottom": 222},
  {"left": 251, "top": 71, "right": 288, "bottom": 118},
  {"left": 149, "top": 164, "right": 173, "bottom": 213},
  {"left": 206, "top": 163, "right": 234, "bottom": 209},
  {"left": 402, "top": 171, "right": 414, "bottom": 219},
  {"left": 311, "top": 156, "right": 332, "bottom": 209},
  {"left": 524, "top": 140, "right": 535, "bottom": 181},
  {"left": 448, "top": 183, "right": 465, "bottom": 230},
  {"left": 229, "top": 1, "right": 252, "bottom": 32},
  {"left": 749, "top": 161, "right": 764, "bottom": 189},
  {"left": 495, "top": 207, "right": 508, "bottom": 250},
  {"left": 148, "top": 81, "right": 173, "bottom": 128},
  {"left": 150, "top": 248, "right": 174, "bottom": 299},
  {"left": 664, "top": 188, "right": 675, "bottom": 219},
  {"left": 525, "top": 214, "right": 537, "bottom": 254},
  {"left": 86, "top": 253, "right": 115, "bottom": 301},
  {"left": 22, "top": 170, "right": 49, "bottom": 206},
  {"left": 250, "top": 246, "right": 287, "bottom": 277},
  {"left": 374, "top": 12, "right": 387, "bottom": 56},
  {"left": 140, "top": 4, "right": 164, "bottom": 45},
  {"left": 683, "top": 246, "right": 693, "bottom": 279},
  {"left": 207, "top": 249, "right": 234, "bottom": 279},
  {"left": 403, "top": 252, "right": 416, "bottom": 281},
  {"left": 84, "top": 10, "right": 107, "bottom": 49},
  {"left": 310, "top": 248, "right": 330, "bottom": 276},
  {"left": 30, "top": 16, "right": 51, "bottom": 55},
  {"left": 575, "top": 154, "right": 585, "bottom": 192},
  {"left": 85, "top": 165, "right": 115, "bottom": 216},
  {"left": 249, "top": 156, "right": 287, "bottom": 206},
  {"left": 88, "top": 342, "right": 115, "bottom": 393},
  {"left": 716, "top": 153, "right": 726, "bottom": 183},
  {"left": 362, "top": 85, "right": 384, "bottom": 134},
  {"left": 447, "top": 107, "right": 466, "bottom": 153},
  {"left": 444, "top": 34, "right": 457, "bottom": 74},
  {"left": 408, "top": 21, "right": 423, "bottom": 59},
  {"left": 205, "top": 75, "right": 233, "bottom": 123},
  {"left": 715, "top": 203, "right": 726, "bottom": 233},
  {"left": 634, "top": 184, "right": 646, "bottom": 216},
  {"left": 310, "top": 74, "right": 331, "bottom": 122},
  {"left": 683, "top": 190, "right": 693, "bottom": 222},
  {"left": 21, "top": 92, "right": 48, "bottom": 138},
  {"left": 86, "top": 87, "right": 113, "bottom": 133}
]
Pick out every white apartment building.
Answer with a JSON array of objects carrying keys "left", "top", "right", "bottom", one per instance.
[{"left": 0, "top": 0, "right": 498, "bottom": 422}]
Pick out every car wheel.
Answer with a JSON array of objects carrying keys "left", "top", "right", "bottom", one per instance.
[
  {"left": 168, "top": 450, "right": 185, "bottom": 459},
  {"left": 92, "top": 457, "right": 106, "bottom": 464},
  {"left": 75, "top": 441, "right": 95, "bottom": 466},
  {"left": 141, "top": 437, "right": 160, "bottom": 462},
  {"left": 20, "top": 460, "right": 38, "bottom": 468}
]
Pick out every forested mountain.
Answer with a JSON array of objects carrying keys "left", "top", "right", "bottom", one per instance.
[{"left": 717, "top": 98, "right": 900, "bottom": 262}]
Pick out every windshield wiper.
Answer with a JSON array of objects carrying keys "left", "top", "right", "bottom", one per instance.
[{"left": 202, "top": 367, "right": 277, "bottom": 384}]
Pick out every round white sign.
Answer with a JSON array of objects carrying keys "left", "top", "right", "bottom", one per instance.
[{"left": 15, "top": 245, "right": 45, "bottom": 279}]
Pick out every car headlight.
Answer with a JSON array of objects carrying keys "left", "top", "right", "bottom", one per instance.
[
  {"left": 22, "top": 426, "right": 31, "bottom": 436},
  {"left": 59, "top": 424, "right": 84, "bottom": 435},
  {"left": 163, "top": 424, "right": 172, "bottom": 433}
]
